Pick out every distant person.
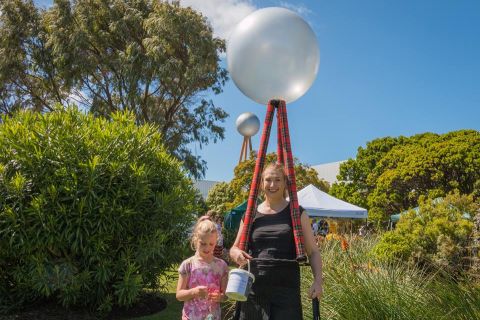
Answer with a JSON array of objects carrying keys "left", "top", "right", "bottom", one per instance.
[
  {"left": 359, "top": 225, "right": 367, "bottom": 237},
  {"left": 318, "top": 219, "right": 329, "bottom": 237},
  {"left": 207, "top": 210, "right": 225, "bottom": 259},
  {"left": 176, "top": 216, "right": 229, "bottom": 320},
  {"left": 312, "top": 219, "right": 319, "bottom": 236}
]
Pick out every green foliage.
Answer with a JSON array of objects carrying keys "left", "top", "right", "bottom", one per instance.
[
  {"left": 372, "top": 193, "right": 477, "bottom": 275},
  {"left": 222, "top": 227, "right": 238, "bottom": 250},
  {"left": 0, "top": 0, "right": 228, "bottom": 178},
  {"left": 206, "top": 182, "right": 235, "bottom": 213},
  {"left": 229, "top": 152, "right": 330, "bottom": 206},
  {"left": 192, "top": 190, "right": 209, "bottom": 218},
  {"left": 330, "top": 130, "right": 480, "bottom": 223},
  {"left": 0, "top": 107, "right": 198, "bottom": 313},
  {"left": 0, "top": 0, "right": 63, "bottom": 114}
]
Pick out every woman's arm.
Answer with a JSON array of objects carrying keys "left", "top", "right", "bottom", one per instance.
[
  {"left": 301, "top": 212, "right": 323, "bottom": 299},
  {"left": 229, "top": 220, "right": 253, "bottom": 266}
]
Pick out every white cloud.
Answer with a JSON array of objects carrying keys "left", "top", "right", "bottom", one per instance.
[
  {"left": 179, "top": 0, "right": 256, "bottom": 40},
  {"left": 277, "top": 1, "right": 313, "bottom": 17}
]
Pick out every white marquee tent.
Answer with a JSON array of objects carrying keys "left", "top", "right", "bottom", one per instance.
[{"left": 296, "top": 184, "right": 368, "bottom": 219}]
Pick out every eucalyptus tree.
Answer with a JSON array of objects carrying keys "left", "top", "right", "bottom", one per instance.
[
  {"left": 0, "top": 0, "right": 228, "bottom": 177},
  {"left": 0, "top": 0, "right": 68, "bottom": 114}
]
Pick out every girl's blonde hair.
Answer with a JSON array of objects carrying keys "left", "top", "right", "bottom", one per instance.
[
  {"left": 190, "top": 216, "right": 218, "bottom": 250},
  {"left": 261, "top": 162, "right": 289, "bottom": 198}
]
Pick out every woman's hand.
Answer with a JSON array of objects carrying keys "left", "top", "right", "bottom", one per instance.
[
  {"left": 230, "top": 247, "right": 252, "bottom": 267},
  {"left": 308, "top": 278, "right": 323, "bottom": 300}
]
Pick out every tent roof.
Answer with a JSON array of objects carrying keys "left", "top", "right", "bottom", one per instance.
[
  {"left": 229, "top": 198, "right": 261, "bottom": 214},
  {"left": 296, "top": 184, "right": 368, "bottom": 219}
]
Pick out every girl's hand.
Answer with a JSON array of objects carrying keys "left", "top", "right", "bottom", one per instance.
[
  {"left": 231, "top": 247, "right": 252, "bottom": 267},
  {"left": 309, "top": 279, "right": 323, "bottom": 300},
  {"left": 208, "top": 290, "right": 224, "bottom": 302},
  {"left": 193, "top": 285, "right": 208, "bottom": 299}
]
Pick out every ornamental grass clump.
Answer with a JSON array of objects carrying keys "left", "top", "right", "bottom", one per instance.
[
  {"left": 0, "top": 107, "right": 198, "bottom": 313},
  {"left": 299, "top": 235, "right": 480, "bottom": 320}
]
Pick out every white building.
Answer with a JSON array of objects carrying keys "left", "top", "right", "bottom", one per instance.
[
  {"left": 311, "top": 160, "right": 345, "bottom": 186},
  {"left": 194, "top": 180, "right": 222, "bottom": 200}
]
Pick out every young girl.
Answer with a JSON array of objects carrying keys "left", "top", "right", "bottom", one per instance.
[{"left": 176, "top": 216, "right": 229, "bottom": 320}]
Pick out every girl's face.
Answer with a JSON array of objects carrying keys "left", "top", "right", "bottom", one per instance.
[
  {"left": 196, "top": 232, "right": 217, "bottom": 260},
  {"left": 262, "top": 168, "right": 286, "bottom": 199}
]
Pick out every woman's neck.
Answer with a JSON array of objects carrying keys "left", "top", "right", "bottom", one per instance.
[{"left": 262, "top": 197, "right": 288, "bottom": 213}]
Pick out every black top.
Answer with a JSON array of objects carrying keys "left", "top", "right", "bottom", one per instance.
[{"left": 243, "top": 203, "right": 304, "bottom": 289}]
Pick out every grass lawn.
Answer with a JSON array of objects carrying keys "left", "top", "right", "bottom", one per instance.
[{"left": 133, "top": 269, "right": 183, "bottom": 320}]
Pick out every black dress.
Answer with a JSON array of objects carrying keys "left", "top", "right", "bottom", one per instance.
[{"left": 236, "top": 203, "right": 303, "bottom": 320}]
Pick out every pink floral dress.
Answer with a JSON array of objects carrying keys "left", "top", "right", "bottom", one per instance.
[{"left": 178, "top": 256, "right": 229, "bottom": 320}]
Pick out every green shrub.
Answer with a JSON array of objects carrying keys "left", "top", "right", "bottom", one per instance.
[
  {"left": 206, "top": 182, "right": 236, "bottom": 213},
  {"left": 0, "top": 107, "right": 198, "bottom": 313},
  {"left": 372, "top": 193, "right": 477, "bottom": 274},
  {"left": 222, "top": 227, "right": 238, "bottom": 251}
]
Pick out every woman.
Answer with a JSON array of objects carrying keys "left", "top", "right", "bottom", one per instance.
[{"left": 230, "top": 163, "right": 323, "bottom": 320}]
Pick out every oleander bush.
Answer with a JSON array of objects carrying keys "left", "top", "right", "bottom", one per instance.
[{"left": 0, "top": 107, "right": 198, "bottom": 313}]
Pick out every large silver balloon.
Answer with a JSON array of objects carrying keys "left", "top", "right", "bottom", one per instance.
[
  {"left": 227, "top": 7, "right": 320, "bottom": 105},
  {"left": 236, "top": 112, "right": 260, "bottom": 137}
]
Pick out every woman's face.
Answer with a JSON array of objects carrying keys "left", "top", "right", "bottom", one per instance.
[{"left": 262, "top": 168, "right": 286, "bottom": 199}]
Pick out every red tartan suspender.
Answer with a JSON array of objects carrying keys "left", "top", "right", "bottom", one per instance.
[{"left": 238, "top": 100, "right": 306, "bottom": 262}]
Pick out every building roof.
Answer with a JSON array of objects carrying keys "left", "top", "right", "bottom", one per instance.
[
  {"left": 194, "top": 180, "right": 222, "bottom": 199},
  {"left": 311, "top": 160, "right": 345, "bottom": 185}
]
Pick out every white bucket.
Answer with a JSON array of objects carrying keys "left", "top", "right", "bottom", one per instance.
[{"left": 225, "top": 260, "right": 255, "bottom": 301}]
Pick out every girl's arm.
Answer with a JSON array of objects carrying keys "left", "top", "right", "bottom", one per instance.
[
  {"left": 229, "top": 220, "right": 253, "bottom": 266},
  {"left": 176, "top": 273, "right": 207, "bottom": 301},
  {"left": 301, "top": 212, "right": 323, "bottom": 299}
]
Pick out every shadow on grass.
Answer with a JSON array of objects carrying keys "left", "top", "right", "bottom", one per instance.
[{"left": 132, "top": 292, "right": 182, "bottom": 320}]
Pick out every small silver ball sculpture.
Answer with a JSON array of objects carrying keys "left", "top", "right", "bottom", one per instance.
[{"left": 236, "top": 112, "right": 260, "bottom": 137}]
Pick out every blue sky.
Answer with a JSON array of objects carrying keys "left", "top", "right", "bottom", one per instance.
[{"left": 35, "top": 1, "right": 480, "bottom": 182}]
